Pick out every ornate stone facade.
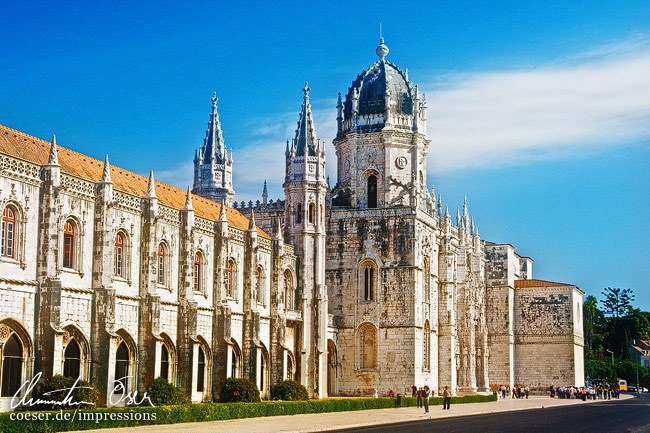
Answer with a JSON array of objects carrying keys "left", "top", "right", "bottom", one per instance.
[{"left": 0, "top": 38, "right": 584, "bottom": 411}]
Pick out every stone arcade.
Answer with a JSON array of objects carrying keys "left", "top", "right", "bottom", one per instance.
[{"left": 0, "top": 39, "right": 583, "bottom": 410}]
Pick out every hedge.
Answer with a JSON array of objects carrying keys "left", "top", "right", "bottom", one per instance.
[{"left": 0, "top": 394, "right": 496, "bottom": 433}]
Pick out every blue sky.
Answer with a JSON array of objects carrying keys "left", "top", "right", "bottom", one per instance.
[{"left": 1, "top": 1, "right": 649, "bottom": 310}]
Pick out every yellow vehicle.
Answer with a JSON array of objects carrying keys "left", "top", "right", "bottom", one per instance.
[{"left": 618, "top": 379, "right": 627, "bottom": 391}]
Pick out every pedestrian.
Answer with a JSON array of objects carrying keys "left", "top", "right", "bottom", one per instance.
[
  {"left": 417, "top": 387, "right": 423, "bottom": 408},
  {"left": 423, "top": 385, "right": 430, "bottom": 414},
  {"left": 412, "top": 384, "right": 417, "bottom": 397},
  {"left": 501, "top": 385, "right": 506, "bottom": 399},
  {"left": 524, "top": 385, "right": 529, "bottom": 399},
  {"left": 443, "top": 386, "right": 452, "bottom": 410}
]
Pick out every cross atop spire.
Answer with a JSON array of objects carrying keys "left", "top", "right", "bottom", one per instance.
[
  {"left": 202, "top": 92, "right": 226, "bottom": 165},
  {"left": 303, "top": 81, "right": 311, "bottom": 98}
]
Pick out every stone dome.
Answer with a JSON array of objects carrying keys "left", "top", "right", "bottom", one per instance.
[{"left": 343, "top": 45, "right": 415, "bottom": 126}]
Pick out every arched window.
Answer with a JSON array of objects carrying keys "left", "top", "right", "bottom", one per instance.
[
  {"left": 115, "top": 341, "right": 129, "bottom": 392},
  {"left": 157, "top": 243, "right": 166, "bottom": 285},
  {"left": 423, "top": 256, "right": 430, "bottom": 304},
  {"left": 197, "top": 346, "right": 205, "bottom": 392},
  {"left": 361, "top": 261, "right": 376, "bottom": 301},
  {"left": 283, "top": 270, "right": 294, "bottom": 310},
  {"left": 160, "top": 344, "right": 169, "bottom": 381},
  {"left": 115, "top": 233, "right": 124, "bottom": 277},
  {"left": 367, "top": 175, "right": 377, "bottom": 208},
  {"left": 308, "top": 203, "right": 315, "bottom": 224},
  {"left": 231, "top": 345, "right": 241, "bottom": 378},
  {"left": 423, "top": 320, "right": 431, "bottom": 371},
  {"left": 1, "top": 206, "right": 15, "bottom": 258},
  {"left": 286, "top": 352, "right": 294, "bottom": 380},
  {"left": 256, "top": 265, "right": 263, "bottom": 304},
  {"left": 63, "top": 220, "right": 75, "bottom": 269},
  {"left": 194, "top": 252, "right": 202, "bottom": 292},
  {"left": 63, "top": 339, "right": 81, "bottom": 379},
  {"left": 295, "top": 203, "right": 302, "bottom": 224},
  {"left": 1, "top": 333, "right": 23, "bottom": 396},
  {"left": 358, "top": 323, "right": 377, "bottom": 370},
  {"left": 226, "top": 259, "right": 236, "bottom": 298}
]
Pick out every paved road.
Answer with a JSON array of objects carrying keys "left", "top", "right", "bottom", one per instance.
[{"left": 330, "top": 393, "right": 650, "bottom": 433}]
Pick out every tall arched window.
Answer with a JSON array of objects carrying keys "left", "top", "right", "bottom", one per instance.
[
  {"left": 160, "top": 344, "right": 169, "bottom": 381},
  {"left": 358, "top": 323, "right": 377, "bottom": 370},
  {"left": 1, "top": 333, "right": 23, "bottom": 396},
  {"left": 194, "top": 252, "right": 202, "bottom": 292},
  {"left": 295, "top": 203, "right": 302, "bottom": 224},
  {"left": 115, "top": 233, "right": 124, "bottom": 277},
  {"left": 63, "top": 339, "right": 81, "bottom": 379},
  {"left": 423, "top": 256, "right": 430, "bottom": 304},
  {"left": 226, "top": 259, "right": 236, "bottom": 298},
  {"left": 1, "top": 206, "right": 15, "bottom": 258},
  {"left": 308, "top": 203, "right": 315, "bottom": 224},
  {"left": 423, "top": 320, "right": 431, "bottom": 371},
  {"left": 231, "top": 345, "right": 241, "bottom": 378},
  {"left": 63, "top": 220, "right": 75, "bottom": 269},
  {"left": 157, "top": 243, "right": 166, "bottom": 285},
  {"left": 197, "top": 346, "right": 205, "bottom": 392},
  {"left": 361, "top": 261, "right": 376, "bottom": 301},
  {"left": 283, "top": 270, "right": 294, "bottom": 310},
  {"left": 256, "top": 266, "right": 263, "bottom": 304},
  {"left": 115, "top": 341, "right": 129, "bottom": 392},
  {"left": 367, "top": 175, "right": 377, "bottom": 208}
]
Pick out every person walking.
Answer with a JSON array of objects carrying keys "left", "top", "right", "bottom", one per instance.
[
  {"left": 423, "top": 386, "right": 430, "bottom": 414},
  {"left": 443, "top": 386, "right": 452, "bottom": 410},
  {"left": 412, "top": 384, "right": 417, "bottom": 397},
  {"left": 417, "top": 387, "right": 423, "bottom": 408}
]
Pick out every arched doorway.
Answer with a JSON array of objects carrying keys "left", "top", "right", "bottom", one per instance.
[
  {"left": 63, "top": 339, "right": 81, "bottom": 379},
  {"left": 327, "top": 339, "right": 337, "bottom": 396}
]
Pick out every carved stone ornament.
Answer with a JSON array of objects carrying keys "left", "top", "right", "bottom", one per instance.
[
  {"left": 0, "top": 324, "right": 10, "bottom": 342},
  {"left": 395, "top": 156, "right": 407, "bottom": 169}
]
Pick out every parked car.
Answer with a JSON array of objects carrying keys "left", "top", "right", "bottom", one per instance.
[{"left": 627, "top": 385, "right": 637, "bottom": 392}]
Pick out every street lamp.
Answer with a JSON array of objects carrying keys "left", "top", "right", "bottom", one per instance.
[{"left": 606, "top": 349, "right": 614, "bottom": 365}]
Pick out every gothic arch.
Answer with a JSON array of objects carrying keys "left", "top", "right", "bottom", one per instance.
[
  {"left": 0, "top": 318, "right": 33, "bottom": 398},
  {"left": 229, "top": 339, "right": 242, "bottom": 379},
  {"left": 0, "top": 200, "right": 25, "bottom": 264},
  {"left": 285, "top": 349, "right": 296, "bottom": 380},
  {"left": 111, "top": 328, "right": 137, "bottom": 401},
  {"left": 358, "top": 258, "right": 378, "bottom": 302},
  {"left": 258, "top": 342, "right": 270, "bottom": 397},
  {"left": 60, "top": 215, "right": 83, "bottom": 272},
  {"left": 113, "top": 229, "right": 131, "bottom": 280},
  {"left": 61, "top": 323, "right": 91, "bottom": 381},
  {"left": 159, "top": 332, "right": 176, "bottom": 383},
  {"left": 195, "top": 335, "right": 211, "bottom": 395}
]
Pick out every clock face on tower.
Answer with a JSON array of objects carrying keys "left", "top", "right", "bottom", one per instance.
[{"left": 395, "top": 156, "right": 407, "bottom": 169}]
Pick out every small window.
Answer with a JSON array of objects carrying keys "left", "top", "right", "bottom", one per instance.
[
  {"left": 1, "top": 207, "right": 15, "bottom": 258},
  {"left": 115, "top": 233, "right": 124, "bottom": 277},
  {"left": 157, "top": 244, "right": 166, "bottom": 285},
  {"left": 63, "top": 220, "right": 75, "bottom": 269},
  {"left": 295, "top": 203, "right": 302, "bottom": 224},
  {"left": 423, "top": 321, "right": 431, "bottom": 371},
  {"left": 424, "top": 256, "right": 430, "bottom": 304},
  {"left": 194, "top": 253, "right": 202, "bottom": 292},
  {"left": 227, "top": 259, "right": 236, "bottom": 298},
  {"left": 361, "top": 261, "right": 376, "bottom": 301}
]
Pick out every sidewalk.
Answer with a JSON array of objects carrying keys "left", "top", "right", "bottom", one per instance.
[{"left": 71, "top": 394, "right": 634, "bottom": 433}]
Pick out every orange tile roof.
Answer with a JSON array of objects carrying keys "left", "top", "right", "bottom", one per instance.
[
  {"left": 514, "top": 279, "right": 574, "bottom": 288},
  {"left": 0, "top": 124, "right": 269, "bottom": 238}
]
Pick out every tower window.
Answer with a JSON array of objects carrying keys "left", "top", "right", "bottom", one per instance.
[
  {"left": 368, "top": 175, "right": 377, "bottom": 208},
  {"left": 194, "top": 252, "right": 202, "bottom": 292},
  {"left": 157, "top": 243, "right": 166, "bottom": 285},
  {"left": 115, "top": 233, "right": 124, "bottom": 277},
  {"left": 308, "top": 203, "right": 315, "bottom": 224},
  {"left": 296, "top": 203, "right": 302, "bottom": 224},
  {"left": 361, "top": 261, "right": 377, "bottom": 301}
]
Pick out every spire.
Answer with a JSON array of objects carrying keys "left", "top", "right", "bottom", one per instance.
[
  {"left": 444, "top": 205, "right": 449, "bottom": 217},
  {"left": 293, "top": 81, "right": 319, "bottom": 156},
  {"left": 262, "top": 180, "right": 268, "bottom": 205},
  {"left": 437, "top": 194, "right": 442, "bottom": 216},
  {"left": 202, "top": 92, "right": 226, "bottom": 165},
  {"left": 471, "top": 216, "right": 475, "bottom": 235},
  {"left": 146, "top": 170, "right": 156, "bottom": 198},
  {"left": 101, "top": 154, "right": 112, "bottom": 182},
  {"left": 48, "top": 134, "right": 59, "bottom": 165},
  {"left": 376, "top": 22, "right": 389, "bottom": 59},
  {"left": 184, "top": 186, "right": 193, "bottom": 210},
  {"left": 273, "top": 216, "right": 283, "bottom": 240},
  {"left": 248, "top": 209, "right": 256, "bottom": 231},
  {"left": 462, "top": 195, "right": 470, "bottom": 228},
  {"left": 218, "top": 202, "right": 227, "bottom": 222},
  {"left": 456, "top": 207, "right": 461, "bottom": 227}
]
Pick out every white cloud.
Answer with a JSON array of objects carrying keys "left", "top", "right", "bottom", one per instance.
[
  {"left": 424, "top": 38, "right": 650, "bottom": 173},
  {"left": 156, "top": 161, "right": 194, "bottom": 190}
]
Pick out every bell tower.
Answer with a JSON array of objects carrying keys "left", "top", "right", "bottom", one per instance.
[{"left": 283, "top": 82, "right": 328, "bottom": 397}]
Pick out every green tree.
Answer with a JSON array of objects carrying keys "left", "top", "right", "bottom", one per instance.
[{"left": 601, "top": 287, "right": 634, "bottom": 317}]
